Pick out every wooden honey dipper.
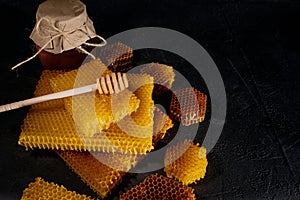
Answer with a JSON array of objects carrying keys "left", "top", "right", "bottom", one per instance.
[{"left": 0, "top": 72, "right": 128, "bottom": 113}]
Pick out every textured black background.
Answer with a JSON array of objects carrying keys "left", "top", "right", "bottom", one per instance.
[{"left": 0, "top": 0, "right": 299, "bottom": 199}]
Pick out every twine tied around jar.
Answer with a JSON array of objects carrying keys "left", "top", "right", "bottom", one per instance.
[{"left": 11, "top": 17, "right": 107, "bottom": 71}]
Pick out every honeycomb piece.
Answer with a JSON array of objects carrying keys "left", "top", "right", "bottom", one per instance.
[
  {"left": 56, "top": 150, "right": 126, "bottom": 198},
  {"left": 97, "top": 42, "right": 133, "bottom": 73},
  {"left": 50, "top": 59, "right": 140, "bottom": 133},
  {"left": 127, "top": 73, "right": 154, "bottom": 127},
  {"left": 119, "top": 174, "right": 196, "bottom": 200},
  {"left": 170, "top": 87, "right": 207, "bottom": 126},
  {"left": 56, "top": 107, "right": 172, "bottom": 198},
  {"left": 21, "top": 177, "right": 93, "bottom": 200},
  {"left": 19, "top": 105, "right": 154, "bottom": 153},
  {"left": 19, "top": 70, "right": 155, "bottom": 154},
  {"left": 102, "top": 74, "right": 154, "bottom": 145},
  {"left": 164, "top": 140, "right": 208, "bottom": 185},
  {"left": 140, "top": 62, "right": 175, "bottom": 94},
  {"left": 91, "top": 73, "right": 155, "bottom": 153}
]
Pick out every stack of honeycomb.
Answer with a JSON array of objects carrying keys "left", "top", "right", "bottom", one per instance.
[
  {"left": 56, "top": 107, "right": 173, "bottom": 198},
  {"left": 164, "top": 139, "right": 208, "bottom": 185},
  {"left": 18, "top": 57, "right": 174, "bottom": 197},
  {"left": 140, "top": 62, "right": 175, "bottom": 95},
  {"left": 21, "top": 177, "right": 93, "bottom": 200},
  {"left": 96, "top": 42, "right": 133, "bottom": 73},
  {"left": 170, "top": 87, "right": 207, "bottom": 126},
  {"left": 18, "top": 59, "right": 156, "bottom": 154},
  {"left": 119, "top": 174, "right": 196, "bottom": 200}
]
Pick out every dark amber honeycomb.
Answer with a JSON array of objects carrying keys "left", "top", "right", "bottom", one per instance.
[
  {"left": 170, "top": 87, "right": 207, "bottom": 126},
  {"left": 164, "top": 139, "right": 208, "bottom": 185},
  {"left": 97, "top": 42, "right": 133, "bottom": 73},
  {"left": 140, "top": 62, "right": 175, "bottom": 95},
  {"left": 119, "top": 174, "right": 196, "bottom": 200},
  {"left": 21, "top": 177, "right": 93, "bottom": 200}
]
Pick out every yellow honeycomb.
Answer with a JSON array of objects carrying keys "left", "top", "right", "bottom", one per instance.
[
  {"left": 115, "top": 73, "right": 154, "bottom": 137},
  {"left": 18, "top": 107, "right": 155, "bottom": 153},
  {"left": 97, "top": 42, "right": 133, "bottom": 73},
  {"left": 140, "top": 62, "right": 175, "bottom": 95},
  {"left": 21, "top": 177, "right": 93, "bottom": 200},
  {"left": 170, "top": 87, "right": 207, "bottom": 126},
  {"left": 50, "top": 59, "right": 140, "bottom": 133},
  {"left": 18, "top": 68, "right": 155, "bottom": 154},
  {"left": 56, "top": 150, "right": 126, "bottom": 198},
  {"left": 94, "top": 73, "right": 155, "bottom": 153},
  {"left": 164, "top": 140, "right": 208, "bottom": 185},
  {"left": 119, "top": 174, "right": 196, "bottom": 200},
  {"left": 56, "top": 107, "right": 173, "bottom": 198}
]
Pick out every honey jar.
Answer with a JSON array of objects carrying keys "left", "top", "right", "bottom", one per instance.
[{"left": 29, "top": 0, "right": 105, "bottom": 70}]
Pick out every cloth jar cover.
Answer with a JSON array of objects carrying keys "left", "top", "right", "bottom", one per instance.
[{"left": 30, "top": 0, "right": 97, "bottom": 54}]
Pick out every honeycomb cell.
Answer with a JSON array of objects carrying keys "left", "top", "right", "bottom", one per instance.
[
  {"left": 170, "top": 87, "right": 207, "bottom": 126},
  {"left": 119, "top": 174, "right": 196, "bottom": 200},
  {"left": 21, "top": 177, "right": 93, "bottom": 200},
  {"left": 56, "top": 107, "right": 173, "bottom": 198},
  {"left": 97, "top": 42, "right": 133, "bottom": 73},
  {"left": 18, "top": 68, "right": 156, "bottom": 154},
  {"left": 140, "top": 62, "right": 175, "bottom": 95},
  {"left": 164, "top": 140, "right": 208, "bottom": 185}
]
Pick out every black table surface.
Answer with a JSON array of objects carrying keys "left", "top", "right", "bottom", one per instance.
[{"left": 0, "top": 0, "right": 299, "bottom": 199}]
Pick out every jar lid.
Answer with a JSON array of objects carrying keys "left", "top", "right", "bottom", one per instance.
[{"left": 30, "top": 0, "right": 97, "bottom": 54}]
